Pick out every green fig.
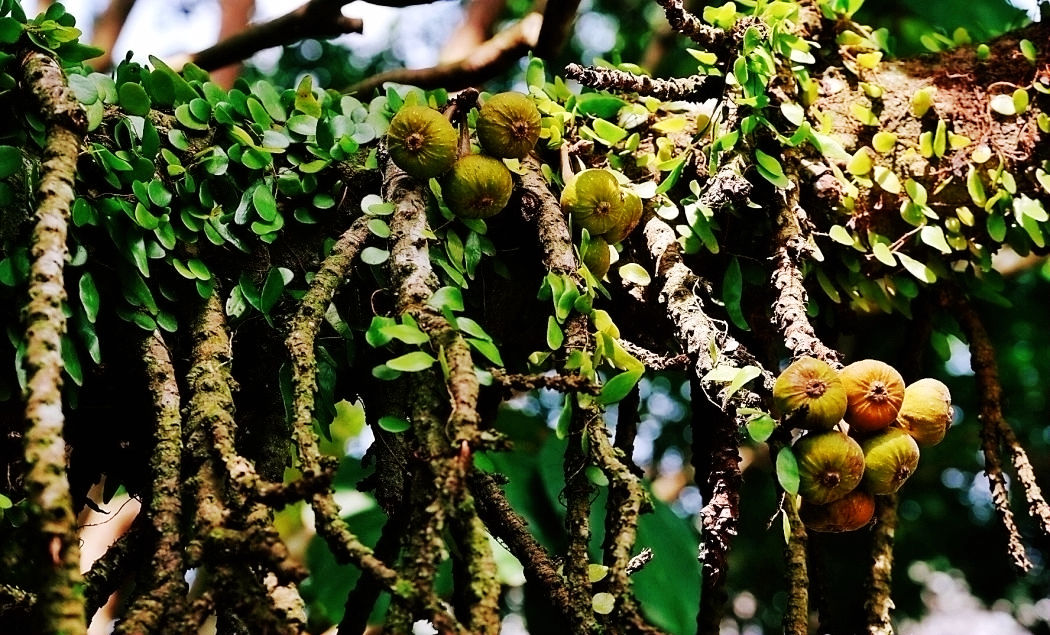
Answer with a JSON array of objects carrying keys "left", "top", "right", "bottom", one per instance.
[
  {"left": 861, "top": 427, "right": 920, "bottom": 494},
  {"left": 896, "top": 377, "right": 953, "bottom": 447},
  {"left": 582, "top": 236, "right": 611, "bottom": 278},
  {"left": 799, "top": 489, "right": 875, "bottom": 533},
  {"left": 561, "top": 169, "right": 630, "bottom": 236},
  {"left": 475, "top": 92, "right": 541, "bottom": 159},
  {"left": 602, "top": 189, "right": 642, "bottom": 244},
  {"left": 773, "top": 357, "right": 848, "bottom": 430},
  {"left": 442, "top": 155, "right": 514, "bottom": 219},
  {"left": 795, "top": 430, "right": 866, "bottom": 505},
  {"left": 386, "top": 105, "right": 458, "bottom": 179}
]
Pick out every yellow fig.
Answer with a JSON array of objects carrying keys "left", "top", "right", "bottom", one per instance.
[
  {"left": 560, "top": 169, "right": 631, "bottom": 236},
  {"left": 896, "top": 378, "right": 953, "bottom": 447},
  {"left": 442, "top": 155, "right": 514, "bottom": 219},
  {"left": 773, "top": 357, "right": 848, "bottom": 430},
  {"left": 602, "top": 189, "right": 642, "bottom": 244},
  {"left": 386, "top": 105, "right": 458, "bottom": 179},
  {"left": 795, "top": 430, "right": 866, "bottom": 505},
  {"left": 861, "top": 428, "right": 920, "bottom": 494},
  {"left": 475, "top": 91, "right": 541, "bottom": 159}
]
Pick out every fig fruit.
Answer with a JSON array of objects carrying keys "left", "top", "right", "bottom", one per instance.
[
  {"left": 386, "top": 105, "right": 458, "bottom": 179},
  {"left": 601, "top": 189, "right": 643, "bottom": 244},
  {"left": 840, "top": 359, "right": 905, "bottom": 434},
  {"left": 861, "top": 427, "right": 920, "bottom": 494},
  {"left": 475, "top": 91, "right": 541, "bottom": 159},
  {"left": 794, "top": 430, "right": 866, "bottom": 505},
  {"left": 773, "top": 357, "right": 848, "bottom": 430},
  {"left": 897, "top": 378, "right": 953, "bottom": 447},
  {"left": 582, "top": 236, "right": 611, "bottom": 278},
  {"left": 442, "top": 155, "right": 514, "bottom": 219},
  {"left": 799, "top": 489, "right": 876, "bottom": 533},
  {"left": 560, "top": 169, "right": 630, "bottom": 236}
]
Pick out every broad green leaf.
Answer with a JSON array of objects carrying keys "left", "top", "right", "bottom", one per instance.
[
  {"left": 378, "top": 415, "right": 411, "bottom": 433},
  {"left": 380, "top": 324, "right": 429, "bottom": 345},
  {"left": 600, "top": 369, "right": 643, "bottom": 404},
  {"left": 722, "top": 256, "right": 748, "bottom": 331},
  {"left": 79, "top": 272, "right": 99, "bottom": 323},
  {"left": 0, "top": 145, "right": 20, "bottom": 178},
  {"left": 361, "top": 247, "right": 389, "bottom": 265},
  {"left": 592, "top": 592, "right": 615, "bottom": 615},
  {"left": 618, "top": 263, "right": 651, "bottom": 286},
  {"left": 429, "top": 287, "right": 464, "bottom": 312},
  {"left": 118, "top": 82, "right": 150, "bottom": 116},
  {"left": 386, "top": 351, "right": 436, "bottom": 372},
  {"left": 546, "top": 315, "right": 564, "bottom": 350},
  {"left": 746, "top": 413, "right": 776, "bottom": 442},
  {"left": 896, "top": 252, "right": 937, "bottom": 283},
  {"left": 776, "top": 447, "right": 800, "bottom": 496}
]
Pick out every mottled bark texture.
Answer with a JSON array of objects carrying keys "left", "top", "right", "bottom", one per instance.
[{"left": 19, "top": 49, "right": 88, "bottom": 635}]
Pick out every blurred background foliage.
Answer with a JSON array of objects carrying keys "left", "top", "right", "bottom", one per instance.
[{"left": 40, "top": 0, "right": 1050, "bottom": 631}]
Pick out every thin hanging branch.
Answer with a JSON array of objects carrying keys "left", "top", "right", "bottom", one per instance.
[
  {"left": 781, "top": 491, "right": 810, "bottom": 635},
  {"left": 692, "top": 381, "right": 742, "bottom": 635},
  {"left": 954, "top": 295, "right": 1050, "bottom": 570},
  {"left": 865, "top": 494, "right": 898, "bottom": 635},
  {"left": 655, "top": 0, "right": 725, "bottom": 48},
  {"left": 115, "top": 331, "right": 189, "bottom": 634},
  {"left": 18, "top": 48, "right": 88, "bottom": 635}
]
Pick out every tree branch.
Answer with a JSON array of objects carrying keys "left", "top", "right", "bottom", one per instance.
[
  {"left": 565, "top": 63, "right": 719, "bottom": 102},
  {"left": 533, "top": 0, "right": 582, "bottom": 59},
  {"left": 185, "top": 0, "right": 363, "bottom": 72},
  {"left": 346, "top": 12, "right": 542, "bottom": 96}
]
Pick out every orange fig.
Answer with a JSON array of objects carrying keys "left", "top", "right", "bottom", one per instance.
[{"left": 840, "top": 359, "right": 905, "bottom": 433}]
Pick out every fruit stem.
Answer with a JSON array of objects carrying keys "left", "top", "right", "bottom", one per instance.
[
  {"left": 560, "top": 143, "right": 574, "bottom": 184},
  {"left": 457, "top": 121, "right": 471, "bottom": 159}
]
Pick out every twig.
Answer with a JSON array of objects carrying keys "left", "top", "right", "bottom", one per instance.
[
  {"left": 625, "top": 548, "right": 654, "bottom": 576},
  {"left": 84, "top": 523, "right": 144, "bottom": 620},
  {"left": 955, "top": 296, "right": 1050, "bottom": 570},
  {"left": 0, "top": 583, "right": 36, "bottom": 614},
  {"left": 491, "top": 369, "right": 601, "bottom": 394},
  {"left": 565, "top": 63, "right": 718, "bottom": 102},
  {"left": 115, "top": 332, "right": 189, "bottom": 634},
  {"left": 185, "top": 0, "right": 363, "bottom": 72},
  {"left": 655, "top": 0, "right": 725, "bottom": 48},
  {"left": 18, "top": 48, "right": 88, "bottom": 635},
  {"left": 864, "top": 494, "right": 898, "bottom": 635},
  {"left": 615, "top": 339, "right": 689, "bottom": 371},
  {"left": 282, "top": 216, "right": 462, "bottom": 627},
  {"left": 347, "top": 12, "right": 543, "bottom": 96},
  {"left": 470, "top": 471, "right": 576, "bottom": 611}
]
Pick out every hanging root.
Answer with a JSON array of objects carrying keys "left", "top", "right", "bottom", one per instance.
[
  {"left": 955, "top": 295, "right": 1050, "bottom": 571},
  {"left": 116, "top": 332, "right": 188, "bottom": 633},
  {"left": 865, "top": 494, "right": 898, "bottom": 635},
  {"left": 18, "top": 48, "right": 89, "bottom": 635},
  {"left": 693, "top": 383, "right": 742, "bottom": 635}
]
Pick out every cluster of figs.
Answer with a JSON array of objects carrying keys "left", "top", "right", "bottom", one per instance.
[
  {"left": 384, "top": 92, "right": 643, "bottom": 277},
  {"left": 773, "top": 357, "right": 953, "bottom": 533},
  {"left": 386, "top": 91, "right": 540, "bottom": 218}
]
